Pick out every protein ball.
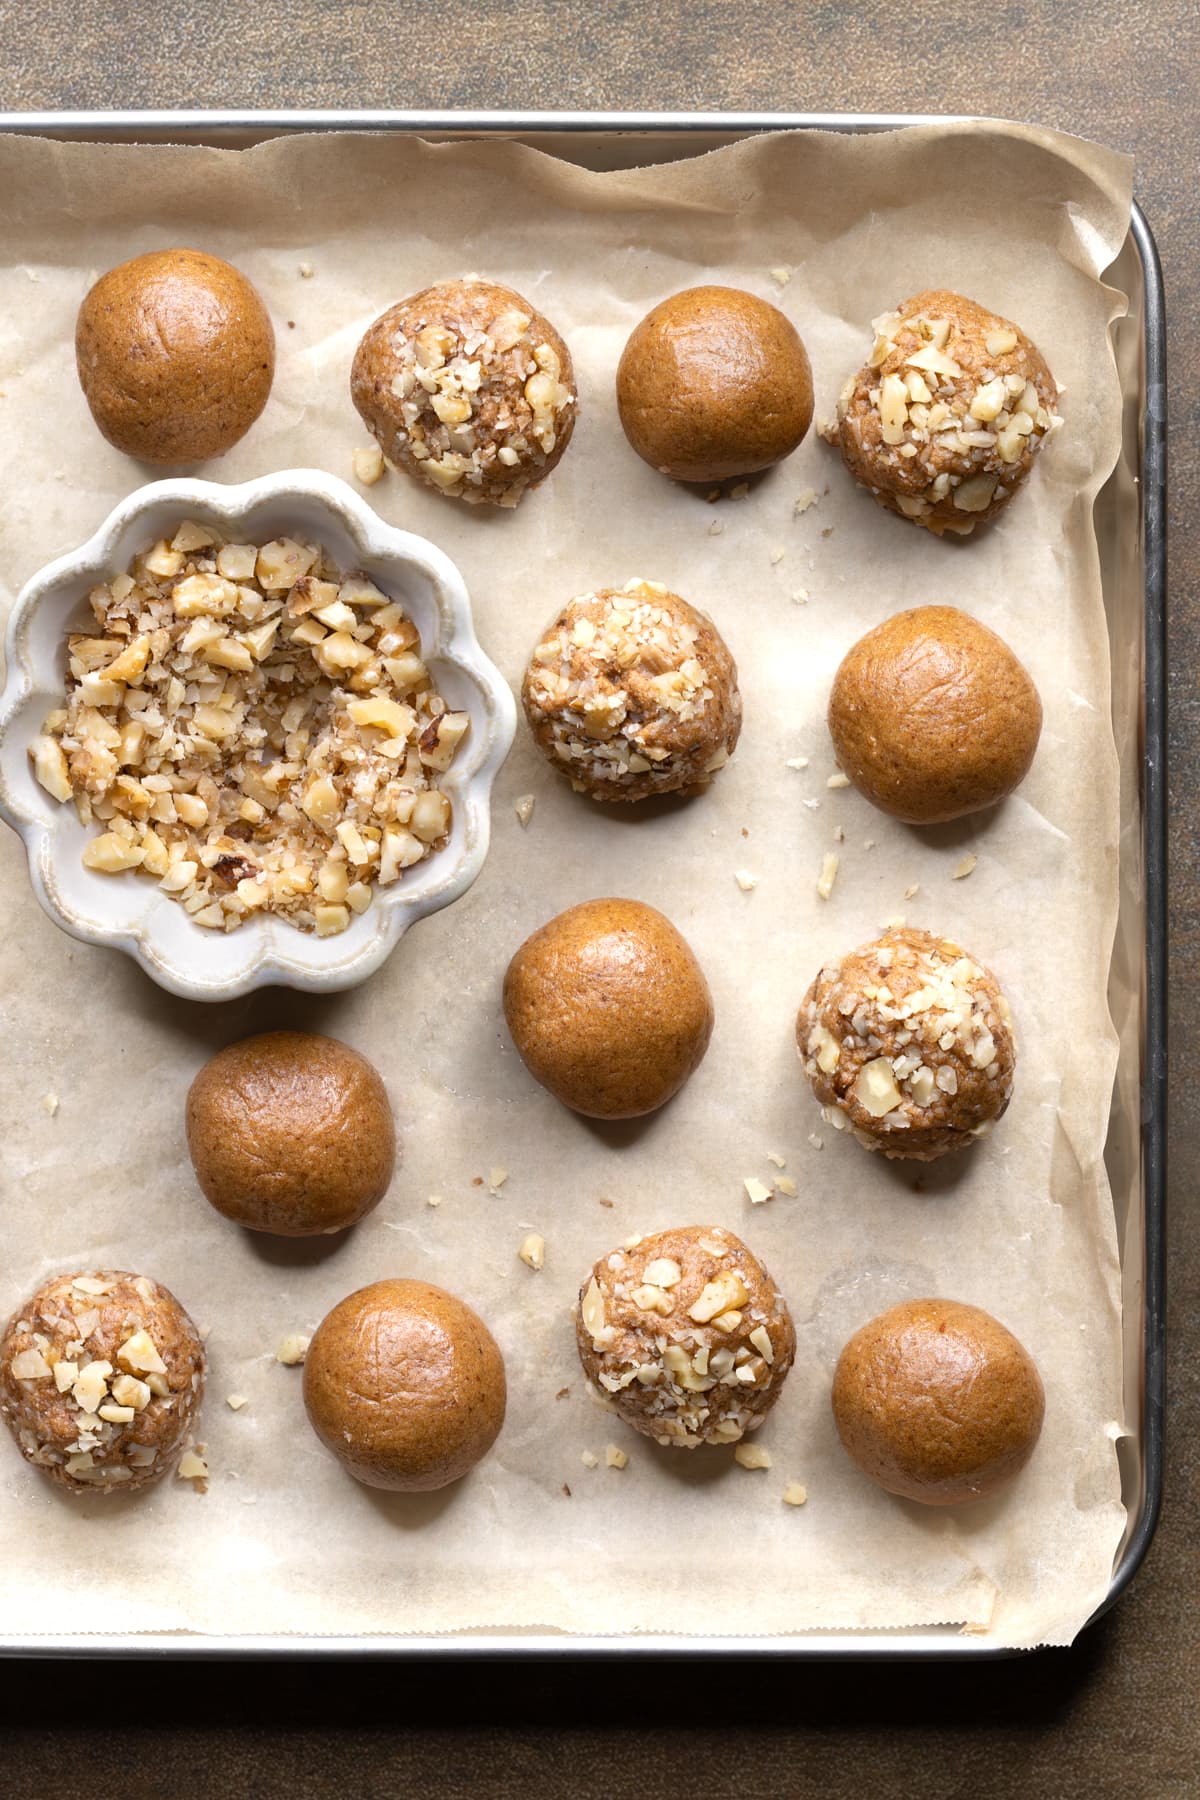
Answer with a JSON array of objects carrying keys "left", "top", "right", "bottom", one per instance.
[
  {"left": 796, "top": 926, "right": 1015, "bottom": 1159},
  {"left": 350, "top": 277, "right": 577, "bottom": 506},
  {"left": 522, "top": 579, "right": 741, "bottom": 802},
  {"left": 823, "top": 288, "right": 1059, "bottom": 535},
  {"left": 828, "top": 605, "right": 1043, "bottom": 823},
  {"left": 186, "top": 1031, "right": 396, "bottom": 1237},
  {"left": 0, "top": 1270, "right": 205, "bottom": 1493},
  {"left": 832, "top": 1299, "right": 1045, "bottom": 1505},
  {"left": 76, "top": 248, "right": 275, "bottom": 463},
  {"left": 616, "top": 285, "right": 814, "bottom": 483},
  {"left": 504, "top": 898, "right": 714, "bottom": 1119},
  {"left": 302, "top": 1279, "right": 506, "bottom": 1491},
  {"left": 576, "top": 1225, "right": 795, "bottom": 1447}
]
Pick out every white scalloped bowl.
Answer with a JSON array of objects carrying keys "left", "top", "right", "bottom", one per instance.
[{"left": 0, "top": 471, "right": 515, "bottom": 1000}]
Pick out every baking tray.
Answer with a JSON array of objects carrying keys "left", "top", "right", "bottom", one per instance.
[{"left": 0, "top": 110, "right": 1166, "bottom": 1659}]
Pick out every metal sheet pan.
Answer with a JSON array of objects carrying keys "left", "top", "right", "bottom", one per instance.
[{"left": 0, "top": 110, "right": 1166, "bottom": 1659}]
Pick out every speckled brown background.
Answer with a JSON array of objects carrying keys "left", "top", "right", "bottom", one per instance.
[{"left": 1, "top": 2, "right": 1195, "bottom": 1795}]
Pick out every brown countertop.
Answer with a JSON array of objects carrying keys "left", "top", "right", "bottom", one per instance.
[{"left": 1, "top": 2, "right": 1195, "bottom": 1794}]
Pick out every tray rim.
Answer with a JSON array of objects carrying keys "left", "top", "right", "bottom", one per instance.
[{"left": 0, "top": 108, "right": 1167, "bottom": 1661}]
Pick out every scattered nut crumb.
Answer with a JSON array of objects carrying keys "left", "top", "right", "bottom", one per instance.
[
  {"left": 225, "top": 1394, "right": 249, "bottom": 1412},
  {"left": 826, "top": 771, "right": 851, "bottom": 789},
  {"left": 769, "top": 547, "right": 785, "bottom": 565},
  {"left": 708, "top": 519, "right": 724, "bottom": 536},
  {"left": 776, "top": 1176, "right": 798, "bottom": 1197},
  {"left": 275, "top": 1334, "right": 310, "bottom": 1366},
  {"left": 735, "top": 869, "right": 758, "bottom": 892},
  {"left": 351, "top": 444, "right": 385, "bottom": 487},
  {"left": 40, "top": 1093, "right": 59, "bottom": 1116},
  {"left": 488, "top": 1167, "right": 508, "bottom": 1194},
  {"left": 833, "top": 825, "right": 845, "bottom": 843},
  {"left": 795, "top": 489, "right": 819, "bottom": 514},
  {"left": 514, "top": 794, "right": 535, "bottom": 828},
  {"left": 427, "top": 1194, "right": 443, "bottom": 1208},
  {"left": 785, "top": 755, "right": 810, "bottom": 771},
  {"left": 904, "top": 883, "right": 920, "bottom": 899},
  {"left": 769, "top": 266, "right": 792, "bottom": 287},
  {"left": 555, "top": 1386, "right": 570, "bottom": 1401},
  {"left": 817, "top": 851, "right": 839, "bottom": 900},
  {"left": 782, "top": 1481, "right": 808, "bottom": 1506},
  {"left": 177, "top": 1448, "right": 209, "bottom": 1488},
  {"left": 518, "top": 1232, "right": 545, "bottom": 1271},
  {"left": 581, "top": 1449, "right": 599, "bottom": 1469},
  {"left": 791, "top": 589, "right": 809, "bottom": 604},
  {"left": 734, "top": 1442, "right": 772, "bottom": 1470},
  {"left": 597, "top": 1197, "right": 614, "bottom": 1209},
  {"left": 605, "top": 1444, "right": 628, "bottom": 1469},
  {"left": 298, "top": 262, "right": 314, "bottom": 278},
  {"left": 471, "top": 1176, "right": 484, "bottom": 1187},
  {"left": 808, "top": 1133, "right": 824, "bottom": 1151},
  {"left": 730, "top": 482, "right": 750, "bottom": 500},
  {"left": 952, "top": 853, "right": 978, "bottom": 880},
  {"left": 802, "top": 797, "right": 821, "bottom": 811},
  {"left": 766, "top": 1151, "right": 786, "bottom": 1169},
  {"left": 864, "top": 838, "right": 876, "bottom": 850},
  {"left": 744, "top": 1176, "right": 773, "bottom": 1205}
]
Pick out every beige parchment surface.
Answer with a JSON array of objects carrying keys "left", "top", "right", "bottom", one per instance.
[{"left": 0, "top": 120, "right": 1133, "bottom": 1646}]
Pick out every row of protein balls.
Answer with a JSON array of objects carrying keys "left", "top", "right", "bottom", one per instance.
[
  {"left": 0, "top": 1247, "right": 1045, "bottom": 1510},
  {"left": 0, "top": 889, "right": 1037, "bottom": 1511},
  {"left": 0, "top": 1201, "right": 1043, "bottom": 1516},
  {"left": 75, "top": 248, "right": 1058, "bottom": 535}
]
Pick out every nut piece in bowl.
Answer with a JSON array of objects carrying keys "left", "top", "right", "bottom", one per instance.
[
  {"left": 351, "top": 278, "right": 577, "bottom": 507},
  {"left": 522, "top": 580, "right": 741, "bottom": 802},
  {"left": 0, "top": 472, "right": 515, "bottom": 1000},
  {"left": 76, "top": 248, "right": 275, "bottom": 464},
  {"left": 796, "top": 926, "right": 1015, "bottom": 1159},
  {"left": 575, "top": 1226, "right": 795, "bottom": 1448},
  {"left": 0, "top": 1270, "right": 205, "bottom": 1493},
  {"left": 28, "top": 518, "right": 468, "bottom": 940},
  {"left": 187, "top": 1031, "right": 396, "bottom": 1237},
  {"left": 823, "top": 289, "right": 1060, "bottom": 534}
]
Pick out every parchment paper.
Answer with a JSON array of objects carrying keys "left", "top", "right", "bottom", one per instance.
[{"left": 0, "top": 121, "right": 1134, "bottom": 1647}]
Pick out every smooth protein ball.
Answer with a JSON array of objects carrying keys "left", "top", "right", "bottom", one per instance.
[
  {"left": 828, "top": 605, "right": 1043, "bottom": 823},
  {"left": 504, "top": 898, "right": 714, "bottom": 1119},
  {"left": 576, "top": 1225, "right": 795, "bottom": 1448},
  {"left": 823, "top": 288, "right": 1060, "bottom": 535},
  {"left": 796, "top": 926, "right": 1015, "bottom": 1160},
  {"left": 616, "top": 285, "right": 814, "bottom": 483},
  {"left": 0, "top": 1270, "right": 205, "bottom": 1494},
  {"left": 831, "top": 1298, "right": 1045, "bottom": 1505},
  {"left": 522, "top": 579, "right": 741, "bottom": 802},
  {"left": 350, "top": 277, "right": 577, "bottom": 506},
  {"left": 76, "top": 248, "right": 275, "bottom": 463},
  {"left": 186, "top": 1031, "right": 396, "bottom": 1237},
  {"left": 303, "top": 1279, "right": 506, "bottom": 1491}
]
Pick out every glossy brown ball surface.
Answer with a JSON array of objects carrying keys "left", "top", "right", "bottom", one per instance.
[
  {"left": 828, "top": 605, "right": 1042, "bottom": 823},
  {"left": 76, "top": 248, "right": 274, "bottom": 462},
  {"left": 832, "top": 1298, "right": 1045, "bottom": 1505},
  {"left": 186, "top": 1031, "right": 395, "bottom": 1237},
  {"left": 503, "top": 898, "right": 714, "bottom": 1119},
  {"left": 616, "top": 285, "right": 813, "bottom": 483},
  {"left": 303, "top": 1279, "right": 506, "bottom": 1491}
]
